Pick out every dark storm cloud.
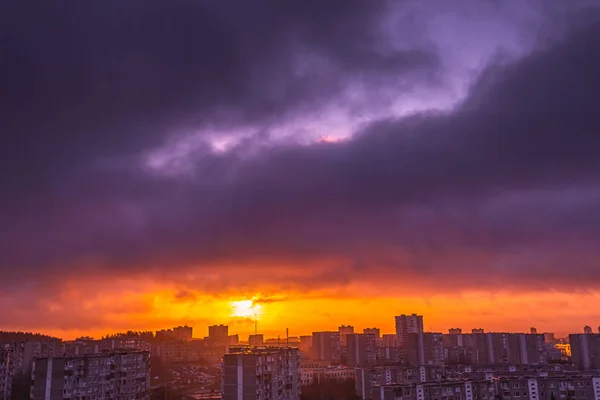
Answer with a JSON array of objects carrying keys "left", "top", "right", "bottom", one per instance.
[
  {"left": 1, "top": 2, "right": 600, "bottom": 294},
  {"left": 0, "top": 0, "right": 435, "bottom": 189}
]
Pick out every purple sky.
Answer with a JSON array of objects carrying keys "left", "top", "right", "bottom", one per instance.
[{"left": 1, "top": 0, "right": 600, "bottom": 334}]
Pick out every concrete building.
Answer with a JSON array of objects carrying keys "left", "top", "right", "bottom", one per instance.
[
  {"left": 380, "top": 334, "right": 398, "bottom": 348},
  {"left": 249, "top": 334, "right": 264, "bottom": 347},
  {"left": 30, "top": 350, "right": 150, "bottom": 400},
  {"left": 356, "top": 365, "right": 446, "bottom": 399},
  {"left": 208, "top": 325, "right": 229, "bottom": 346},
  {"left": 222, "top": 347, "right": 300, "bottom": 400},
  {"left": 544, "top": 332, "right": 557, "bottom": 345},
  {"left": 494, "top": 375, "right": 600, "bottom": 400},
  {"left": 364, "top": 328, "right": 381, "bottom": 339},
  {"left": 395, "top": 315, "right": 423, "bottom": 343},
  {"left": 346, "top": 334, "right": 376, "bottom": 367},
  {"left": 395, "top": 314, "right": 423, "bottom": 361},
  {"left": 228, "top": 335, "right": 240, "bottom": 346},
  {"left": 338, "top": 325, "right": 354, "bottom": 347},
  {"left": 301, "top": 366, "right": 355, "bottom": 386},
  {"left": 444, "top": 332, "right": 547, "bottom": 365},
  {"left": 299, "top": 336, "right": 313, "bottom": 354},
  {"left": 156, "top": 325, "right": 193, "bottom": 341},
  {"left": 406, "top": 332, "right": 444, "bottom": 367},
  {"left": 311, "top": 332, "right": 340, "bottom": 363},
  {"left": 570, "top": 333, "right": 600, "bottom": 370},
  {"left": 372, "top": 379, "right": 494, "bottom": 400},
  {"left": 0, "top": 344, "right": 14, "bottom": 400}
]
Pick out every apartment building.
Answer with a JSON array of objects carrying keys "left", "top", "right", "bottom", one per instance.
[
  {"left": 311, "top": 332, "right": 341, "bottom": 363},
  {"left": 222, "top": 347, "right": 300, "bottom": 400},
  {"left": 494, "top": 375, "right": 600, "bottom": 400},
  {"left": 346, "top": 333, "right": 377, "bottom": 367},
  {"left": 373, "top": 379, "right": 495, "bottom": 400},
  {"left": 570, "top": 333, "right": 600, "bottom": 370},
  {"left": 0, "top": 344, "right": 14, "bottom": 400},
  {"left": 444, "top": 333, "right": 547, "bottom": 365},
  {"left": 30, "top": 351, "right": 150, "bottom": 400}
]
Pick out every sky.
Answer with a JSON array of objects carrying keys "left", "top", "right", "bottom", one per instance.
[{"left": 1, "top": 0, "right": 600, "bottom": 340}]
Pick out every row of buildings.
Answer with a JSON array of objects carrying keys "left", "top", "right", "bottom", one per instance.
[{"left": 304, "top": 315, "right": 600, "bottom": 370}]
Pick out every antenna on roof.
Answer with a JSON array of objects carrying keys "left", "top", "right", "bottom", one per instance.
[{"left": 286, "top": 328, "right": 289, "bottom": 347}]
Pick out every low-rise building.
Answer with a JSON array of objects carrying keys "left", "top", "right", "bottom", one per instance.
[{"left": 373, "top": 379, "right": 494, "bottom": 400}]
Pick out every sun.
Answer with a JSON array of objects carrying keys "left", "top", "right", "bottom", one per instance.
[{"left": 231, "top": 300, "right": 262, "bottom": 318}]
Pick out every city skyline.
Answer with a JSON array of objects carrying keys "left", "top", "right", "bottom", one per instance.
[{"left": 2, "top": 1, "right": 600, "bottom": 340}]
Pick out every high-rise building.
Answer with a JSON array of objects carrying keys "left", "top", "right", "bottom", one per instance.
[
  {"left": 173, "top": 325, "right": 193, "bottom": 341},
  {"left": 249, "top": 334, "right": 264, "bottom": 346},
  {"left": 346, "top": 334, "right": 377, "bottom": 367},
  {"left": 406, "top": 333, "right": 444, "bottom": 367},
  {"left": 311, "top": 332, "right": 341, "bottom": 363},
  {"left": 381, "top": 334, "right": 398, "bottom": 347},
  {"left": 395, "top": 314, "right": 424, "bottom": 359},
  {"left": 229, "top": 335, "right": 240, "bottom": 346},
  {"left": 208, "top": 325, "right": 229, "bottom": 346},
  {"left": 0, "top": 344, "right": 14, "bottom": 400},
  {"left": 222, "top": 347, "right": 300, "bottom": 400},
  {"left": 30, "top": 351, "right": 150, "bottom": 400},
  {"left": 543, "top": 332, "right": 557, "bottom": 344},
  {"left": 444, "top": 333, "right": 547, "bottom": 365},
  {"left": 339, "top": 325, "right": 355, "bottom": 347},
  {"left": 363, "top": 328, "right": 381, "bottom": 339},
  {"left": 570, "top": 333, "right": 600, "bottom": 370}
]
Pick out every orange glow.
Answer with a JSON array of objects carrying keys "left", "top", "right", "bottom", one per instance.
[
  {"left": 5, "top": 274, "right": 600, "bottom": 340},
  {"left": 230, "top": 300, "right": 262, "bottom": 319}
]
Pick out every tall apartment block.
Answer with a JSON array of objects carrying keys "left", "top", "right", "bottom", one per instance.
[
  {"left": 346, "top": 334, "right": 377, "bottom": 367},
  {"left": 222, "top": 347, "right": 300, "bottom": 400},
  {"left": 0, "top": 344, "right": 14, "bottom": 400},
  {"left": 208, "top": 325, "right": 229, "bottom": 346},
  {"left": 30, "top": 351, "right": 151, "bottom": 400},
  {"left": 156, "top": 325, "right": 193, "bottom": 341},
  {"left": 405, "top": 333, "right": 444, "bottom": 367},
  {"left": 570, "top": 333, "right": 600, "bottom": 370},
  {"left": 444, "top": 332, "right": 547, "bottom": 365},
  {"left": 311, "top": 332, "right": 341, "bottom": 363},
  {"left": 363, "top": 328, "right": 381, "bottom": 339},
  {"left": 395, "top": 314, "right": 424, "bottom": 361},
  {"left": 338, "top": 326, "right": 354, "bottom": 347}
]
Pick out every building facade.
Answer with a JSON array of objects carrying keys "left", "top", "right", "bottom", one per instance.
[
  {"left": 346, "top": 334, "right": 377, "bottom": 367},
  {"left": 222, "top": 347, "right": 300, "bottom": 400},
  {"left": 0, "top": 344, "right": 14, "bottom": 400},
  {"left": 338, "top": 326, "right": 354, "bottom": 347},
  {"left": 30, "top": 351, "right": 150, "bottom": 400},
  {"left": 311, "top": 332, "right": 340, "bottom": 363},
  {"left": 570, "top": 333, "right": 600, "bottom": 370},
  {"left": 208, "top": 325, "right": 229, "bottom": 346},
  {"left": 406, "top": 332, "right": 444, "bottom": 367},
  {"left": 373, "top": 379, "right": 494, "bottom": 400},
  {"left": 395, "top": 314, "right": 424, "bottom": 361}
]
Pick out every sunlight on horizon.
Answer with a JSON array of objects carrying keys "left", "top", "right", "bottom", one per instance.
[{"left": 230, "top": 299, "right": 263, "bottom": 319}]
